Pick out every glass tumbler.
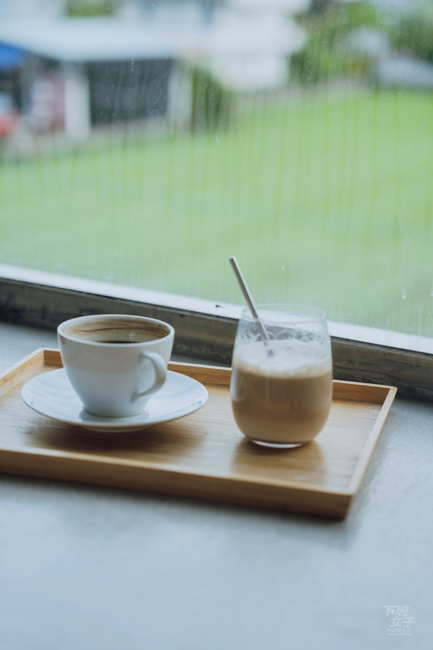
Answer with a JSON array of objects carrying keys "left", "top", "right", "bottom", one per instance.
[{"left": 230, "top": 304, "right": 333, "bottom": 448}]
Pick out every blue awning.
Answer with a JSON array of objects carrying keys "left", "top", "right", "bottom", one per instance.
[{"left": 0, "top": 43, "right": 26, "bottom": 71}]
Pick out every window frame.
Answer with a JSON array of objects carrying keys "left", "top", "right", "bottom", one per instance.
[{"left": 1, "top": 263, "right": 433, "bottom": 402}]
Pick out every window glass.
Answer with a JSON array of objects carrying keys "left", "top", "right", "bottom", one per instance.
[{"left": 0, "top": 0, "right": 432, "bottom": 337}]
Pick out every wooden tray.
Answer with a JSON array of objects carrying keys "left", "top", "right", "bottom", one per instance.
[{"left": 0, "top": 349, "right": 397, "bottom": 518}]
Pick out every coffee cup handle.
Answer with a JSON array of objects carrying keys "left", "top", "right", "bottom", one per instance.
[{"left": 134, "top": 351, "right": 167, "bottom": 401}]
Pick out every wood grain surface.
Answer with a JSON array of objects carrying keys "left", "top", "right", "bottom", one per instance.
[{"left": 0, "top": 349, "right": 397, "bottom": 518}]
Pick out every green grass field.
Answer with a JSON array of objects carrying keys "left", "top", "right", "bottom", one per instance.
[{"left": 1, "top": 89, "right": 433, "bottom": 336}]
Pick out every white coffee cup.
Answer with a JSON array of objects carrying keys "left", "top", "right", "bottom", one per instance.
[{"left": 57, "top": 314, "right": 174, "bottom": 417}]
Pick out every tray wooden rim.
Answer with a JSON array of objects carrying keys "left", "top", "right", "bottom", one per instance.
[{"left": 0, "top": 348, "right": 397, "bottom": 516}]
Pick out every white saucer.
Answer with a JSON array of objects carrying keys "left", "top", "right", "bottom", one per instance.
[{"left": 21, "top": 368, "right": 208, "bottom": 433}]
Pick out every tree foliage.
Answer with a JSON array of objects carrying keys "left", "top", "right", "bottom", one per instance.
[
  {"left": 291, "top": 1, "right": 383, "bottom": 84},
  {"left": 388, "top": 6, "right": 433, "bottom": 64},
  {"left": 66, "top": 0, "right": 118, "bottom": 18}
]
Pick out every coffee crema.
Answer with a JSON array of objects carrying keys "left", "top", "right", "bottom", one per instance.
[
  {"left": 94, "top": 340, "right": 138, "bottom": 344},
  {"left": 231, "top": 339, "right": 332, "bottom": 445},
  {"left": 63, "top": 316, "right": 169, "bottom": 344}
]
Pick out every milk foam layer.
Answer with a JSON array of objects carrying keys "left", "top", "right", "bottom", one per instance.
[{"left": 233, "top": 339, "right": 332, "bottom": 379}]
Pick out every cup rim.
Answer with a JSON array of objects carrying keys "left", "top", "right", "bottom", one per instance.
[
  {"left": 57, "top": 314, "right": 174, "bottom": 346},
  {"left": 240, "top": 303, "right": 327, "bottom": 324}
]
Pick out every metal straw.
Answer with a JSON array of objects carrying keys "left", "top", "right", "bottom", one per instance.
[{"left": 229, "top": 256, "right": 273, "bottom": 354}]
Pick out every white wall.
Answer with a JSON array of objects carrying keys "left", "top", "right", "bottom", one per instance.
[
  {"left": 0, "top": 0, "right": 66, "bottom": 20},
  {"left": 207, "top": 0, "right": 311, "bottom": 90}
]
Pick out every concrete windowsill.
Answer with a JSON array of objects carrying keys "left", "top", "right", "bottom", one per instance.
[{"left": 0, "top": 321, "right": 431, "bottom": 649}]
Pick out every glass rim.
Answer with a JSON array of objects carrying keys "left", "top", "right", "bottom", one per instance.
[{"left": 240, "top": 303, "right": 327, "bottom": 324}]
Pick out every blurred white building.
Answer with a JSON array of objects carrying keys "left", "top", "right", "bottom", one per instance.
[
  {"left": 0, "top": 0, "right": 311, "bottom": 139},
  {"left": 117, "top": 0, "right": 310, "bottom": 89}
]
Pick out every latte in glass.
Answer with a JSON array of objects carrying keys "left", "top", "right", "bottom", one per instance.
[{"left": 230, "top": 305, "right": 333, "bottom": 448}]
